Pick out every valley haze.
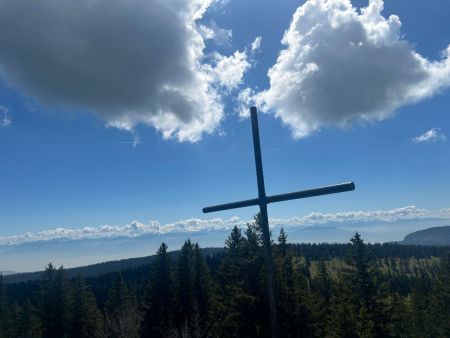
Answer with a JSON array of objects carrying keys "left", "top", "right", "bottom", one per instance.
[{"left": 1, "top": 205, "right": 449, "bottom": 272}]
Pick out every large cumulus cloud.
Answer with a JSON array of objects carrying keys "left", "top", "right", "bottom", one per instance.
[
  {"left": 252, "top": 0, "right": 450, "bottom": 138},
  {"left": 0, "top": 0, "right": 250, "bottom": 141}
]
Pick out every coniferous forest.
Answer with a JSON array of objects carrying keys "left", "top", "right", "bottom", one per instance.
[{"left": 1, "top": 216, "right": 450, "bottom": 337}]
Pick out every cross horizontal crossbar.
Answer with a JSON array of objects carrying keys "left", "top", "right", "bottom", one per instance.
[{"left": 202, "top": 181, "right": 355, "bottom": 213}]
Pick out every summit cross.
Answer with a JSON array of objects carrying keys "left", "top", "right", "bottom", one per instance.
[{"left": 202, "top": 106, "right": 355, "bottom": 338}]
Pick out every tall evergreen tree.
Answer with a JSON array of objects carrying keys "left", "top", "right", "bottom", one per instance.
[
  {"left": 329, "top": 233, "right": 389, "bottom": 337},
  {"left": 69, "top": 274, "right": 103, "bottom": 337},
  {"left": 17, "top": 299, "right": 42, "bottom": 338},
  {"left": 430, "top": 251, "right": 450, "bottom": 337},
  {"left": 38, "top": 264, "right": 71, "bottom": 338},
  {"left": 310, "top": 259, "right": 333, "bottom": 337},
  {"left": 192, "top": 242, "right": 212, "bottom": 321},
  {"left": 105, "top": 273, "right": 140, "bottom": 338},
  {"left": 141, "top": 242, "right": 174, "bottom": 337},
  {"left": 408, "top": 273, "right": 433, "bottom": 337},
  {"left": 174, "top": 239, "right": 196, "bottom": 335},
  {"left": 225, "top": 226, "right": 245, "bottom": 255},
  {"left": 0, "top": 274, "right": 11, "bottom": 338},
  {"left": 277, "top": 227, "right": 288, "bottom": 258}
]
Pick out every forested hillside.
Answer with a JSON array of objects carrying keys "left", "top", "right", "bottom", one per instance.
[
  {"left": 401, "top": 226, "right": 450, "bottom": 245},
  {"left": 1, "top": 217, "right": 449, "bottom": 337}
]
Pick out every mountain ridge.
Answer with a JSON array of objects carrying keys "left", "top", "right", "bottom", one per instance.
[{"left": 400, "top": 225, "right": 450, "bottom": 245}]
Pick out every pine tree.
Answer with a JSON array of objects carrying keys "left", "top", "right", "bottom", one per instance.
[
  {"left": 69, "top": 274, "right": 103, "bottom": 337},
  {"left": 17, "top": 299, "right": 42, "bottom": 338},
  {"left": 329, "top": 233, "right": 389, "bottom": 337},
  {"left": 192, "top": 242, "right": 212, "bottom": 321},
  {"left": 242, "top": 218, "right": 271, "bottom": 337},
  {"left": 0, "top": 274, "right": 11, "bottom": 338},
  {"left": 216, "top": 226, "right": 245, "bottom": 335},
  {"left": 408, "top": 273, "right": 433, "bottom": 337},
  {"left": 38, "top": 264, "right": 71, "bottom": 338},
  {"left": 277, "top": 227, "right": 288, "bottom": 257},
  {"left": 430, "top": 251, "right": 450, "bottom": 337},
  {"left": 105, "top": 273, "right": 140, "bottom": 338},
  {"left": 174, "top": 239, "right": 195, "bottom": 334},
  {"left": 316, "top": 259, "right": 332, "bottom": 305},
  {"left": 274, "top": 228, "right": 316, "bottom": 337},
  {"left": 310, "top": 259, "right": 333, "bottom": 336},
  {"left": 225, "top": 226, "right": 244, "bottom": 255},
  {"left": 385, "top": 293, "right": 408, "bottom": 337},
  {"left": 217, "top": 219, "right": 273, "bottom": 336},
  {"left": 141, "top": 242, "right": 174, "bottom": 337}
]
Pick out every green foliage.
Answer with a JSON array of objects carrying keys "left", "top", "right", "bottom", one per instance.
[
  {"left": 0, "top": 274, "right": 11, "bottom": 338},
  {"left": 38, "top": 264, "right": 71, "bottom": 338},
  {"left": 430, "top": 251, "right": 450, "bottom": 337},
  {"left": 1, "top": 227, "right": 449, "bottom": 337},
  {"left": 16, "top": 299, "right": 42, "bottom": 338},
  {"left": 327, "top": 233, "right": 390, "bottom": 337},
  {"left": 104, "top": 274, "right": 140, "bottom": 338},
  {"left": 141, "top": 242, "right": 174, "bottom": 337},
  {"left": 69, "top": 275, "right": 103, "bottom": 337}
]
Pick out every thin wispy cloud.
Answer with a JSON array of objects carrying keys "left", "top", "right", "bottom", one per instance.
[
  {"left": 412, "top": 128, "right": 446, "bottom": 143},
  {"left": 1, "top": 205, "right": 448, "bottom": 246},
  {"left": 0, "top": 106, "right": 11, "bottom": 128},
  {"left": 199, "top": 21, "right": 232, "bottom": 47},
  {"left": 104, "top": 133, "right": 142, "bottom": 147}
]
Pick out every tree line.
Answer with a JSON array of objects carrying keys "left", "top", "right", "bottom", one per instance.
[{"left": 1, "top": 216, "right": 449, "bottom": 337}]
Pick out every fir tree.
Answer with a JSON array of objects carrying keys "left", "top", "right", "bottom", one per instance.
[
  {"left": 0, "top": 274, "right": 11, "bottom": 338},
  {"left": 275, "top": 227, "right": 315, "bottom": 337},
  {"left": 38, "top": 264, "right": 71, "bottom": 338},
  {"left": 277, "top": 227, "right": 288, "bottom": 257},
  {"left": 192, "top": 242, "right": 212, "bottom": 321},
  {"left": 330, "top": 233, "right": 389, "bottom": 337},
  {"left": 105, "top": 273, "right": 140, "bottom": 338},
  {"left": 141, "top": 242, "right": 174, "bottom": 337},
  {"left": 69, "top": 274, "right": 103, "bottom": 337},
  {"left": 430, "top": 251, "right": 450, "bottom": 337},
  {"left": 17, "top": 299, "right": 42, "bottom": 338},
  {"left": 408, "top": 273, "right": 433, "bottom": 337},
  {"left": 225, "top": 226, "right": 244, "bottom": 255},
  {"left": 174, "top": 239, "right": 195, "bottom": 333}
]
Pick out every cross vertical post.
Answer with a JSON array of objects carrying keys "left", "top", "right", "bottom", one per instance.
[
  {"left": 250, "top": 106, "right": 278, "bottom": 338},
  {"left": 203, "top": 107, "right": 355, "bottom": 338}
]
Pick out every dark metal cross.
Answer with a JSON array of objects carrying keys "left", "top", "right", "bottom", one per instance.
[{"left": 203, "top": 107, "right": 355, "bottom": 338}]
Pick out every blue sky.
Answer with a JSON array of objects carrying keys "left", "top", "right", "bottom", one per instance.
[{"left": 0, "top": 0, "right": 450, "bottom": 256}]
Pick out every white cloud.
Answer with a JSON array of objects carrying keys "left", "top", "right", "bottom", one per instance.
[
  {"left": 199, "top": 21, "right": 232, "bottom": 47},
  {"left": 0, "top": 106, "right": 11, "bottom": 127},
  {"left": 251, "top": 0, "right": 450, "bottom": 138},
  {"left": 211, "top": 51, "right": 251, "bottom": 89},
  {"left": 271, "top": 205, "right": 431, "bottom": 227},
  {"left": 1, "top": 205, "right": 447, "bottom": 245},
  {"left": 0, "top": 0, "right": 251, "bottom": 142},
  {"left": 412, "top": 128, "right": 446, "bottom": 143},
  {"left": 251, "top": 36, "right": 262, "bottom": 53}
]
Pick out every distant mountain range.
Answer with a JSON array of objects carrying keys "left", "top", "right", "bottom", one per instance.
[
  {"left": 0, "top": 271, "right": 16, "bottom": 276},
  {"left": 400, "top": 226, "right": 450, "bottom": 245},
  {"left": 2, "top": 220, "right": 449, "bottom": 276},
  {"left": 4, "top": 225, "right": 450, "bottom": 284},
  {"left": 3, "top": 247, "right": 224, "bottom": 284}
]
